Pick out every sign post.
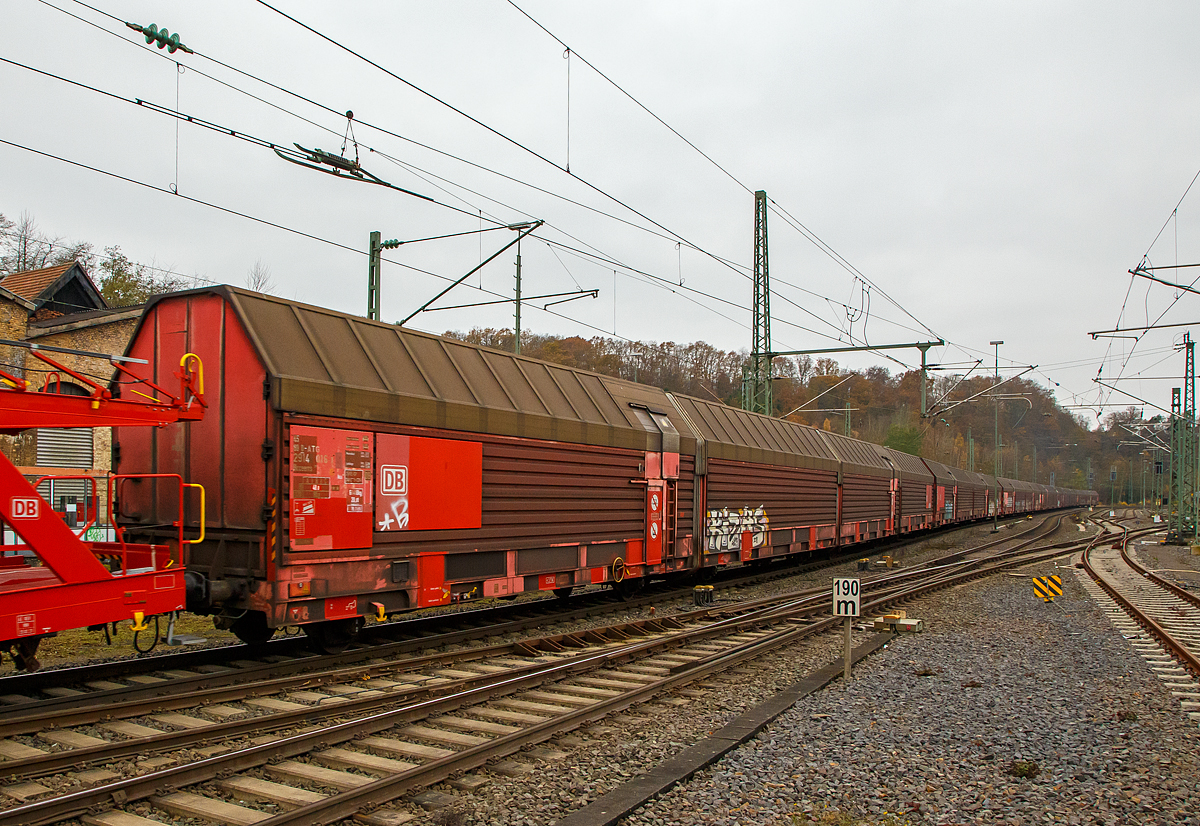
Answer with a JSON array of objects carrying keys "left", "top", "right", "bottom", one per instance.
[{"left": 833, "top": 577, "right": 860, "bottom": 681}]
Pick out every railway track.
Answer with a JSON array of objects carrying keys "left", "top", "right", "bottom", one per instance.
[
  {"left": 0, "top": 513, "right": 1058, "bottom": 710},
  {"left": 1079, "top": 517, "right": 1200, "bottom": 729},
  {"left": 0, "top": 514, "right": 1077, "bottom": 766},
  {"left": 0, "top": 511, "right": 1101, "bottom": 826}
]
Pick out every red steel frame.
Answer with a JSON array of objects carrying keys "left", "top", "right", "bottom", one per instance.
[{"left": 0, "top": 349, "right": 205, "bottom": 656}]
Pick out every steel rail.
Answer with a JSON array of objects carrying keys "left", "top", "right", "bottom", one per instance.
[
  {"left": 0, "top": 513, "right": 1078, "bottom": 776},
  {"left": 1119, "top": 541, "right": 1200, "bottom": 612},
  {"left": 0, "top": 615, "right": 695, "bottom": 740},
  {"left": 0, "top": 509, "right": 1068, "bottom": 725},
  {"left": 236, "top": 529, "right": 1114, "bottom": 826},
  {"left": 0, "top": 511, "right": 1035, "bottom": 700},
  {"left": 0, "top": 588, "right": 847, "bottom": 826},
  {"left": 1082, "top": 524, "right": 1200, "bottom": 677},
  {"left": 0, "top": 516, "right": 1103, "bottom": 826}
]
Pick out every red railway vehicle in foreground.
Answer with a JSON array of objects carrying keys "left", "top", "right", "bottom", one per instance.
[
  {"left": 112, "top": 287, "right": 1097, "bottom": 652},
  {"left": 0, "top": 343, "right": 205, "bottom": 670}
]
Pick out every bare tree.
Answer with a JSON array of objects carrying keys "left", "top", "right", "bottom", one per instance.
[
  {"left": 0, "top": 211, "right": 94, "bottom": 275},
  {"left": 245, "top": 259, "right": 277, "bottom": 294}
]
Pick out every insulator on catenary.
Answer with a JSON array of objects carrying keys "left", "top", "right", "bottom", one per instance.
[{"left": 125, "top": 22, "right": 194, "bottom": 55}]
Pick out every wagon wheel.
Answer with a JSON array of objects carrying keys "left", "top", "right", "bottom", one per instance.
[
  {"left": 303, "top": 618, "right": 361, "bottom": 654},
  {"left": 8, "top": 638, "right": 41, "bottom": 672},
  {"left": 229, "top": 611, "right": 275, "bottom": 646}
]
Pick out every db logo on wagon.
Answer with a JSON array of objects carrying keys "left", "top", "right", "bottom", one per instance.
[
  {"left": 381, "top": 465, "right": 408, "bottom": 496},
  {"left": 10, "top": 498, "right": 38, "bottom": 519}
]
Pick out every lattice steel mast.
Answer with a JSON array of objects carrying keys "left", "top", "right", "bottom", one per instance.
[
  {"left": 745, "top": 190, "right": 772, "bottom": 414},
  {"left": 1168, "top": 332, "right": 1197, "bottom": 542}
]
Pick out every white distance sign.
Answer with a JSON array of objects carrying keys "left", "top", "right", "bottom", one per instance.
[{"left": 832, "top": 578, "right": 860, "bottom": 617}]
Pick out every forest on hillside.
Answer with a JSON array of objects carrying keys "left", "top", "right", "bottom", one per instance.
[{"left": 447, "top": 327, "right": 1166, "bottom": 505}]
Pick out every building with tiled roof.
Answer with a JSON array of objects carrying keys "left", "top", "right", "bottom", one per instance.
[{"left": 0, "top": 261, "right": 107, "bottom": 320}]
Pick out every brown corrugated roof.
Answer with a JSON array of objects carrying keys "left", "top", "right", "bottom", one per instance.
[
  {"left": 0, "top": 262, "right": 74, "bottom": 300},
  {"left": 135, "top": 286, "right": 696, "bottom": 455}
]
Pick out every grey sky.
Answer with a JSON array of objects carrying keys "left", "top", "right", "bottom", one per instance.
[{"left": 4, "top": 2, "right": 1199, "bottom": 426}]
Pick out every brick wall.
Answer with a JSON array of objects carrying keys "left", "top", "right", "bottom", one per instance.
[{"left": 0, "top": 301, "right": 29, "bottom": 376}]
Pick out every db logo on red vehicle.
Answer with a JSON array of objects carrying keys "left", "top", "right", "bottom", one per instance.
[
  {"left": 10, "top": 498, "right": 38, "bottom": 519},
  {"left": 380, "top": 465, "right": 408, "bottom": 495}
]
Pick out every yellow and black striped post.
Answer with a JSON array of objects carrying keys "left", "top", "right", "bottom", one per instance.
[{"left": 1031, "top": 575, "right": 1063, "bottom": 603}]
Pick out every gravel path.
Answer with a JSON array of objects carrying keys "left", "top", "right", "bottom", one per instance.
[{"left": 621, "top": 559, "right": 1200, "bottom": 826}]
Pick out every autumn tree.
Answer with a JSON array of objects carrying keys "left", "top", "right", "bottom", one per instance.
[{"left": 95, "top": 246, "right": 191, "bottom": 307}]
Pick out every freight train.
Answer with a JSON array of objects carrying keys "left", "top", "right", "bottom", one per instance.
[{"left": 109, "top": 287, "right": 1096, "bottom": 652}]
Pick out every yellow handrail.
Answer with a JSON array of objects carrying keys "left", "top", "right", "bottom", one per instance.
[
  {"left": 184, "top": 483, "right": 206, "bottom": 544},
  {"left": 180, "top": 352, "right": 204, "bottom": 394}
]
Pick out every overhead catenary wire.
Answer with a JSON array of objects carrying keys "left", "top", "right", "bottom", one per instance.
[
  {"left": 250, "top": 0, "right": 782, "bottom": 293},
  {"left": 44, "top": 0, "right": 743, "bottom": 262},
  {"left": 36, "top": 1, "right": 872, "bottom": 354},
  {"left": 42, "top": 0, "right": 1005, "bottom": 386},
  {"left": 0, "top": 136, "right": 639, "bottom": 342},
  {"left": 501, "top": 8, "right": 1112, "bottom": 403},
  {"left": 246, "top": 0, "right": 941, "bottom": 360},
  {"left": 504, "top": 0, "right": 942, "bottom": 345},
  {"left": 0, "top": 55, "right": 506, "bottom": 227},
  {"left": 43, "top": 0, "right": 941, "bottom": 361},
  {"left": 1092, "top": 163, "right": 1200, "bottom": 414}
]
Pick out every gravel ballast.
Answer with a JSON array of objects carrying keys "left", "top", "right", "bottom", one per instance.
[{"left": 622, "top": 562, "right": 1200, "bottom": 826}]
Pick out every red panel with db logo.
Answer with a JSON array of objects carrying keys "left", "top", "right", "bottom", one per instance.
[{"left": 375, "top": 434, "right": 482, "bottom": 533}]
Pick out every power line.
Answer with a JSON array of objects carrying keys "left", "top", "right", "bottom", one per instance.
[
  {"left": 0, "top": 135, "right": 653, "bottom": 344},
  {"left": 37, "top": 0, "right": 850, "bottom": 349},
  {"left": 503, "top": 0, "right": 941, "bottom": 346},
  {"left": 46, "top": 0, "right": 952, "bottom": 372},
  {"left": 45, "top": 0, "right": 725, "bottom": 257},
  {"left": 252, "top": 0, "right": 763, "bottom": 288},
  {"left": 0, "top": 55, "right": 508, "bottom": 229},
  {"left": 44, "top": 0, "right": 939, "bottom": 358}
]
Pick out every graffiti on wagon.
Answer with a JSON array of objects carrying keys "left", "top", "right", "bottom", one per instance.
[{"left": 706, "top": 506, "right": 769, "bottom": 551}]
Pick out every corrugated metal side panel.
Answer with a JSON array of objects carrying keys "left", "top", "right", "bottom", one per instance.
[
  {"left": 115, "top": 296, "right": 270, "bottom": 574},
  {"left": 842, "top": 473, "right": 891, "bottom": 520},
  {"left": 676, "top": 454, "right": 696, "bottom": 536},
  {"left": 405, "top": 337, "right": 478, "bottom": 404},
  {"left": 35, "top": 428, "right": 93, "bottom": 467},
  {"left": 283, "top": 433, "right": 645, "bottom": 565},
  {"left": 447, "top": 343, "right": 517, "bottom": 410},
  {"left": 242, "top": 297, "right": 331, "bottom": 382},
  {"left": 481, "top": 351, "right": 545, "bottom": 413},
  {"left": 220, "top": 300, "right": 270, "bottom": 529},
  {"left": 302, "top": 310, "right": 385, "bottom": 390},
  {"left": 705, "top": 458, "right": 838, "bottom": 526},
  {"left": 556, "top": 372, "right": 605, "bottom": 423},
  {"left": 901, "top": 482, "right": 930, "bottom": 515},
  {"left": 356, "top": 324, "right": 436, "bottom": 396},
  {"left": 519, "top": 362, "right": 578, "bottom": 419},
  {"left": 955, "top": 480, "right": 983, "bottom": 513},
  {"left": 580, "top": 374, "right": 628, "bottom": 423}
]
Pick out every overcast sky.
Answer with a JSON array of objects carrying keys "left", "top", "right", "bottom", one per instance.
[{"left": 4, "top": 2, "right": 1200, "bottom": 427}]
